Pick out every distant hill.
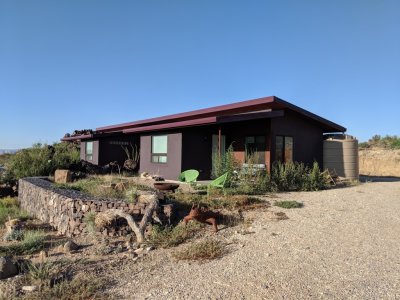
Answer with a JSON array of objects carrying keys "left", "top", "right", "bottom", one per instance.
[{"left": 0, "top": 149, "right": 18, "bottom": 155}]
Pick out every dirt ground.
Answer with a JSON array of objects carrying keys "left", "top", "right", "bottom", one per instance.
[
  {"left": 2, "top": 179, "right": 400, "bottom": 299},
  {"left": 107, "top": 179, "right": 400, "bottom": 299}
]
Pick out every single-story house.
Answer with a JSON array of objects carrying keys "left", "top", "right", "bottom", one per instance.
[{"left": 62, "top": 96, "right": 346, "bottom": 180}]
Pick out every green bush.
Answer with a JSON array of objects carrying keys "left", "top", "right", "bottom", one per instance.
[
  {"left": 363, "top": 134, "right": 400, "bottom": 149},
  {"left": 0, "top": 197, "right": 29, "bottom": 225},
  {"left": 4, "top": 142, "right": 80, "bottom": 182},
  {"left": 301, "top": 161, "right": 328, "bottom": 191},
  {"left": 271, "top": 161, "right": 307, "bottom": 191},
  {"left": 51, "top": 142, "right": 80, "bottom": 170},
  {"left": 84, "top": 212, "right": 97, "bottom": 233},
  {"left": 274, "top": 200, "right": 303, "bottom": 209},
  {"left": 211, "top": 145, "right": 240, "bottom": 187},
  {"left": 0, "top": 230, "right": 45, "bottom": 256}
]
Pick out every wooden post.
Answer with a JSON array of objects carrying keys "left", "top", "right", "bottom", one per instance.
[{"left": 218, "top": 127, "right": 222, "bottom": 157}]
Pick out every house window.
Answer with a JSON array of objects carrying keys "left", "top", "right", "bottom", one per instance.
[
  {"left": 245, "top": 135, "right": 266, "bottom": 164},
  {"left": 275, "top": 136, "right": 293, "bottom": 163},
  {"left": 85, "top": 141, "right": 93, "bottom": 161},
  {"left": 151, "top": 135, "right": 168, "bottom": 163}
]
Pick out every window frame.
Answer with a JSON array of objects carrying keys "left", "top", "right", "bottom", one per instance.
[
  {"left": 85, "top": 141, "right": 93, "bottom": 161},
  {"left": 244, "top": 135, "right": 266, "bottom": 164},
  {"left": 275, "top": 135, "right": 293, "bottom": 163},
  {"left": 151, "top": 135, "right": 168, "bottom": 164}
]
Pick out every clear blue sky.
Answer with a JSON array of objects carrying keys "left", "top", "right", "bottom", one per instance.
[{"left": 0, "top": 0, "right": 399, "bottom": 149}]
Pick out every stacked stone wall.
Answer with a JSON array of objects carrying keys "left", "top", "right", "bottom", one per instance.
[{"left": 18, "top": 177, "right": 172, "bottom": 237}]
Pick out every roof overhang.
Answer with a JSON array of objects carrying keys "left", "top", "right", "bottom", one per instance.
[
  {"left": 61, "top": 134, "right": 93, "bottom": 142},
  {"left": 61, "top": 96, "right": 346, "bottom": 141}
]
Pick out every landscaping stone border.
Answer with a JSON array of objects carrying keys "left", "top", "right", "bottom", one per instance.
[{"left": 18, "top": 177, "right": 173, "bottom": 237}]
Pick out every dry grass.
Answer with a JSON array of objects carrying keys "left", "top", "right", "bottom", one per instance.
[
  {"left": 173, "top": 192, "right": 267, "bottom": 210},
  {"left": 173, "top": 238, "right": 227, "bottom": 261},
  {"left": 147, "top": 222, "right": 203, "bottom": 248},
  {"left": 359, "top": 149, "right": 400, "bottom": 177}
]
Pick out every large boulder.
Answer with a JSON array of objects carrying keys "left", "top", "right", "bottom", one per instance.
[
  {"left": 54, "top": 169, "right": 72, "bottom": 184},
  {"left": 0, "top": 256, "right": 18, "bottom": 279}
]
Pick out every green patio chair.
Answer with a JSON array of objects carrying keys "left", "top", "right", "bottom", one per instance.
[
  {"left": 178, "top": 169, "right": 200, "bottom": 183},
  {"left": 207, "top": 172, "right": 228, "bottom": 196}
]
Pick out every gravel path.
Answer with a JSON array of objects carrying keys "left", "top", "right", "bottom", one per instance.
[{"left": 110, "top": 181, "right": 400, "bottom": 299}]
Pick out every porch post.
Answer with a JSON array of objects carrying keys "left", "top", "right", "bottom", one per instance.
[{"left": 218, "top": 127, "right": 222, "bottom": 157}]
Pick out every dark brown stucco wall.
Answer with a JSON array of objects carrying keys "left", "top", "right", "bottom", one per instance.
[
  {"left": 80, "top": 135, "right": 138, "bottom": 166},
  {"left": 271, "top": 110, "right": 324, "bottom": 166},
  {"left": 181, "top": 127, "right": 215, "bottom": 180},
  {"left": 139, "top": 133, "right": 182, "bottom": 180},
  {"left": 98, "top": 134, "right": 138, "bottom": 166}
]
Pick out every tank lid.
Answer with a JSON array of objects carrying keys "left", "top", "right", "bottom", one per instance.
[{"left": 324, "top": 133, "right": 357, "bottom": 141}]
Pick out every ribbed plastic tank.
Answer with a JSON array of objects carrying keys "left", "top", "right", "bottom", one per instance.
[{"left": 323, "top": 135, "right": 359, "bottom": 180}]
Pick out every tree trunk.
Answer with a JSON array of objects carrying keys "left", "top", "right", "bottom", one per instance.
[{"left": 95, "top": 194, "right": 159, "bottom": 244}]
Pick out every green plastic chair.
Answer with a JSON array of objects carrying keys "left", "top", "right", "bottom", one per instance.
[
  {"left": 207, "top": 172, "right": 228, "bottom": 196},
  {"left": 178, "top": 169, "right": 200, "bottom": 183}
]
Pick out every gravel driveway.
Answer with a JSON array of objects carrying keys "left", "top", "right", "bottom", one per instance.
[{"left": 110, "top": 180, "right": 400, "bottom": 299}]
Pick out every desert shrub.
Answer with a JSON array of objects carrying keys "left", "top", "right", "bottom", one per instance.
[
  {"left": 173, "top": 238, "right": 227, "bottom": 261},
  {"left": 39, "top": 274, "right": 106, "bottom": 300},
  {"left": 0, "top": 196, "right": 18, "bottom": 207},
  {"left": 147, "top": 222, "right": 203, "bottom": 248},
  {"left": 274, "top": 200, "right": 303, "bottom": 209},
  {"left": 4, "top": 142, "right": 80, "bottom": 182},
  {"left": 0, "top": 153, "right": 14, "bottom": 166},
  {"left": 55, "top": 177, "right": 125, "bottom": 199},
  {"left": 84, "top": 212, "right": 96, "bottom": 233},
  {"left": 26, "top": 261, "right": 54, "bottom": 285},
  {"left": 363, "top": 135, "right": 400, "bottom": 149},
  {"left": 125, "top": 187, "right": 139, "bottom": 203},
  {"left": 0, "top": 230, "right": 45, "bottom": 256},
  {"left": 0, "top": 197, "right": 29, "bottom": 225},
  {"left": 54, "top": 176, "right": 154, "bottom": 200},
  {"left": 51, "top": 142, "right": 80, "bottom": 170},
  {"left": 271, "top": 161, "right": 308, "bottom": 191},
  {"left": 3, "top": 229, "right": 24, "bottom": 241},
  {"left": 6, "top": 143, "right": 53, "bottom": 180},
  {"left": 17, "top": 260, "right": 106, "bottom": 300},
  {"left": 173, "top": 192, "right": 265, "bottom": 210},
  {"left": 301, "top": 161, "right": 329, "bottom": 191},
  {"left": 211, "top": 145, "right": 240, "bottom": 186}
]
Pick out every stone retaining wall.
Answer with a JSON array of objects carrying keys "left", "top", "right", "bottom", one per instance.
[{"left": 18, "top": 177, "right": 173, "bottom": 237}]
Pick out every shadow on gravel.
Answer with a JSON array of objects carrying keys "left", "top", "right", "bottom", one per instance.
[{"left": 359, "top": 175, "right": 400, "bottom": 183}]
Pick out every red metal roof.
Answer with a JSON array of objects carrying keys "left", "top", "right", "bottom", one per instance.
[
  {"left": 61, "top": 96, "right": 346, "bottom": 141},
  {"left": 97, "top": 96, "right": 277, "bottom": 132},
  {"left": 61, "top": 134, "right": 93, "bottom": 142},
  {"left": 96, "top": 96, "right": 345, "bottom": 133}
]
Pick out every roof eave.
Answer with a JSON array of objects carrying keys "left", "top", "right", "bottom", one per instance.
[{"left": 61, "top": 134, "right": 93, "bottom": 142}]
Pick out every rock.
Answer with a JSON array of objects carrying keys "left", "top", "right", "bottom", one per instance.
[
  {"left": 4, "top": 219, "right": 22, "bottom": 234},
  {"left": 22, "top": 285, "right": 38, "bottom": 292},
  {"left": 0, "top": 256, "right": 18, "bottom": 279},
  {"left": 137, "top": 193, "right": 157, "bottom": 204},
  {"left": 134, "top": 248, "right": 145, "bottom": 255},
  {"left": 100, "top": 238, "right": 110, "bottom": 246},
  {"left": 146, "top": 246, "right": 155, "bottom": 252},
  {"left": 55, "top": 169, "right": 72, "bottom": 184},
  {"left": 38, "top": 250, "right": 48, "bottom": 261},
  {"left": 63, "top": 240, "right": 79, "bottom": 252},
  {"left": 140, "top": 172, "right": 149, "bottom": 178}
]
